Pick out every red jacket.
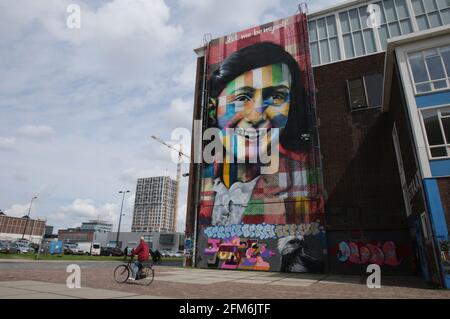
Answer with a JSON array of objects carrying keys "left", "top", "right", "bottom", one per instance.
[{"left": 132, "top": 240, "right": 149, "bottom": 262}]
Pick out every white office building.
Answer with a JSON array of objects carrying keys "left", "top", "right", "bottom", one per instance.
[{"left": 131, "top": 176, "right": 177, "bottom": 233}]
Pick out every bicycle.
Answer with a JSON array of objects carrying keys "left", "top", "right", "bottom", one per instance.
[{"left": 114, "top": 257, "right": 155, "bottom": 286}]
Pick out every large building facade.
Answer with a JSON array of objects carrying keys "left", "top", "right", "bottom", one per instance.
[
  {"left": 185, "top": 0, "right": 450, "bottom": 288},
  {"left": 132, "top": 176, "right": 177, "bottom": 233},
  {"left": 0, "top": 212, "right": 46, "bottom": 244}
]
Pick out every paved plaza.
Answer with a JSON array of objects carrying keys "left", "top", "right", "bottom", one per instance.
[{"left": 1, "top": 261, "right": 450, "bottom": 299}]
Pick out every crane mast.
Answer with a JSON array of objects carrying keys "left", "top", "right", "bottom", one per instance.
[{"left": 151, "top": 135, "right": 190, "bottom": 232}]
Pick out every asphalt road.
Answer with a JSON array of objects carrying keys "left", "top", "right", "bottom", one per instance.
[{"left": 0, "top": 260, "right": 183, "bottom": 270}]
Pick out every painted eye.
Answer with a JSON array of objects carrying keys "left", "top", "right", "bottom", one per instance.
[
  {"left": 234, "top": 94, "right": 252, "bottom": 102},
  {"left": 268, "top": 92, "right": 288, "bottom": 105}
]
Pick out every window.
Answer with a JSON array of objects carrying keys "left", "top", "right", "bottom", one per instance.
[
  {"left": 420, "top": 106, "right": 450, "bottom": 158},
  {"left": 339, "top": 7, "right": 379, "bottom": 59},
  {"left": 309, "top": 15, "right": 341, "bottom": 66},
  {"left": 408, "top": 46, "right": 450, "bottom": 94},
  {"left": 375, "top": 0, "right": 414, "bottom": 50},
  {"left": 411, "top": 0, "right": 450, "bottom": 30},
  {"left": 347, "top": 73, "right": 384, "bottom": 110}
]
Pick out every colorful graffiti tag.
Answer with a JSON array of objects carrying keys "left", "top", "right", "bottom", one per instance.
[
  {"left": 336, "top": 241, "right": 407, "bottom": 266},
  {"left": 204, "top": 237, "right": 276, "bottom": 270},
  {"left": 203, "top": 222, "right": 323, "bottom": 240}
]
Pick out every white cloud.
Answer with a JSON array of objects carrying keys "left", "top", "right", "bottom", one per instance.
[
  {"left": 4, "top": 203, "right": 30, "bottom": 218},
  {"left": 17, "top": 125, "right": 56, "bottom": 141},
  {"left": 160, "top": 98, "right": 193, "bottom": 129},
  {"left": 0, "top": 137, "right": 16, "bottom": 150},
  {"left": 49, "top": 199, "right": 119, "bottom": 226},
  {"left": 177, "top": 0, "right": 284, "bottom": 32},
  {"left": 173, "top": 62, "right": 196, "bottom": 91}
]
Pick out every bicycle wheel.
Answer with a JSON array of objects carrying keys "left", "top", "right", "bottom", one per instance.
[
  {"left": 114, "top": 264, "right": 130, "bottom": 283},
  {"left": 139, "top": 266, "right": 154, "bottom": 286}
]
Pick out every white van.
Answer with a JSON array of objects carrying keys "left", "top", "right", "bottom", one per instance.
[
  {"left": 75, "top": 242, "right": 93, "bottom": 255},
  {"left": 91, "top": 243, "right": 101, "bottom": 256}
]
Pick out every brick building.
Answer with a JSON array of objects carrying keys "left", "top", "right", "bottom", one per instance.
[
  {"left": 0, "top": 213, "right": 46, "bottom": 244},
  {"left": 185, "top": 0, "right": 450, "bottom": 288}
]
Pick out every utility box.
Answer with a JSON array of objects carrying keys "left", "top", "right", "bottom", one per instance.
[{"left": 49, "top": 241, "right": 63, "bottom": 254}]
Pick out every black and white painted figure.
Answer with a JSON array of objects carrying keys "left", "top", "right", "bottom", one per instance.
[{"left": 278, "top": 236, "right": 323, "bottom": 273}]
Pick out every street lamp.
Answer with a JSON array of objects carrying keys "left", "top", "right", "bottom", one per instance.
[
  {"left": 116, "top": 190, "right": 130, "bottom": 249},
  {"left": 22, "top": 196, "right": 37, "bottom": 240}
]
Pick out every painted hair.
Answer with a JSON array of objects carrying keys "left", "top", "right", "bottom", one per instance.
[{"left": 208, "top": 41, "right": 310, "bottom": 151}]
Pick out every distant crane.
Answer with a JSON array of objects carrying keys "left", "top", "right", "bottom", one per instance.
[{"left": 151, "top": 135, "right": 190, "bottom": 232}]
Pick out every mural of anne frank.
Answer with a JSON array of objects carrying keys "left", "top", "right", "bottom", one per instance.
[{"left": 200, "top": 41, "right": 323, "bottom": 229}]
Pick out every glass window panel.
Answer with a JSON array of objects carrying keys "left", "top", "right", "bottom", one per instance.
[
  {"left": 425, "top": 51, "right": 446, "bottom": 79},
  {"left": 441, "top": 8, "right": 450, "bottom": 24},
  {"left": 416, "top": 14, "right": 430, "bottom": 30},
  {"left": 441, "top": 107, "right": 450, "bottom": 117},
  {"left": 363, "top": 29, "right": 377, "bottom": 53},
  {"left": 378, "top": 2, "right": 387, "bottom": 24},
  {"left": 437, "top": 0, "right": 450, "bottom": 9},
  {"left": 409, "top": 54, "right": 430, "bottom": 83},
  {"left": 326, "top": 16, "right": 337, "bottom": 36},
  {"left": 416, "top": 83, "right": 431, "bottom": 93},
  {"left": 433, "top": 80, "right": 448, "bottom": 89},
  {"left": 443, "top": 117, "right": 450, "bottom": 142},
  {"left": 310, "top": 42, "right": 320, "bottom": 66},
  {"left": 389, "top": 22, "right": 401, "bottom": 37},
  {"left": 364, "top": 74, "right": 383, "bottom": 107},
  {"left": 340, "top": 12, "right": 351, "bottom": 33},
  {"left": 412, "top": 0, "right": 425, "bottom": 15},
  {"left": 348, "top": 78, "right": 368, "bottom": 109},
  {"left": 395, "top": 0, "right": 410, "bottom": 19},
  {"left": 353, "top": 31, "right": 365, "bottom": 56},
  {"left": 384, "top": 0, "right": 398, "bottom": 22},
  {"left": 349, "top": 9, "right": 361, "bottom": 30},
  {"left": 424, "top": 0, "right": 438, "bottom": 12},
  {"left": 359, "top": 7, "right": 369, "bottom": 29},
  {"left": 429, "top": 11, "right": 443, "bottom": 27},
  {"left": 343, "top": 34, "right": 355, "bottom": 58},
  {"left": 422, "top": 109, "right": 445, "bottom": 145},
  {"left": 430, "top": 147, "right": 448, "bottom": 157},
  {"left": 441, "top": 46, "right": 450, "bottom": 75},
  {"left": 308, "top": 21, "right": 317, "bottom": 42},
  {"left": 318, "top": 18, "right": 327, "bottom": 40},
  {"left": 329, "top": 37, "right": 341, "bottom": 61},
  {"left": 379, "top": 24, "right": 390, "bottom": 50},
  {"left": 400, "top": 19, "right": 413, "bottom": 34},
  {"left": 320, "top": 40, "right": 330, "bottom": 64}
]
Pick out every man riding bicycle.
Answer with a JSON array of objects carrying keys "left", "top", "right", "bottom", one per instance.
[{"left": 129, "top": 237, "right": 149, "bottom": 280}]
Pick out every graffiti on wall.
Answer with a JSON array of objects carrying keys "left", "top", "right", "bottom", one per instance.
[
  {"left": 204, "top": 237, "right": 276, "bottom": 271},
  {"left": 203, "top": 222, "right": 323, "bottom": 240},
  {"left": 439, "top": 240, "right": 450, "bottom": 275},
  {"left": 197, "top": 12, "right": 325, "bottom": 273},
  {"left": 336, "top": 241, "right": 410, "bottom": 266}
]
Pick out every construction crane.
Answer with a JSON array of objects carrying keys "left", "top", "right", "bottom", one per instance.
[{"left": 151, "top": 135, "right": 190, "bottom": 233}]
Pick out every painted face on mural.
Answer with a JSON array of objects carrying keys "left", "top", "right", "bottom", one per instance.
[{"left": 216, "top": 63, "right": 291, "bottom": 162}]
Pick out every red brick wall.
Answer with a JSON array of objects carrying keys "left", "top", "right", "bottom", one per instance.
[{"left": 314, "top": 53, "right": 407, "bottom": 230}]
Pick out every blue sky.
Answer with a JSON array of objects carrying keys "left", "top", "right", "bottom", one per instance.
[{"left": 0, "top": 0, "right": 337, "bottom": 233}]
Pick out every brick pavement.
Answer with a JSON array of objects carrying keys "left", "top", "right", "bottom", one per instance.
[{"left": 1, "top": 265, "right": 449, "bottom": 299}]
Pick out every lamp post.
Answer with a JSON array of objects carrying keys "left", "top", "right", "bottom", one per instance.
[
  {"left": 116, "top": 190, "right": 130, "bottom": 249},
  {"left": 22, "top": 196, "right": 37, "bottom": 240}
]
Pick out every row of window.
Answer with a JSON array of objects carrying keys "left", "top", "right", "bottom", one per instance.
[{"left": 309, "top": 0, "right": 450, "bottom": 66}]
